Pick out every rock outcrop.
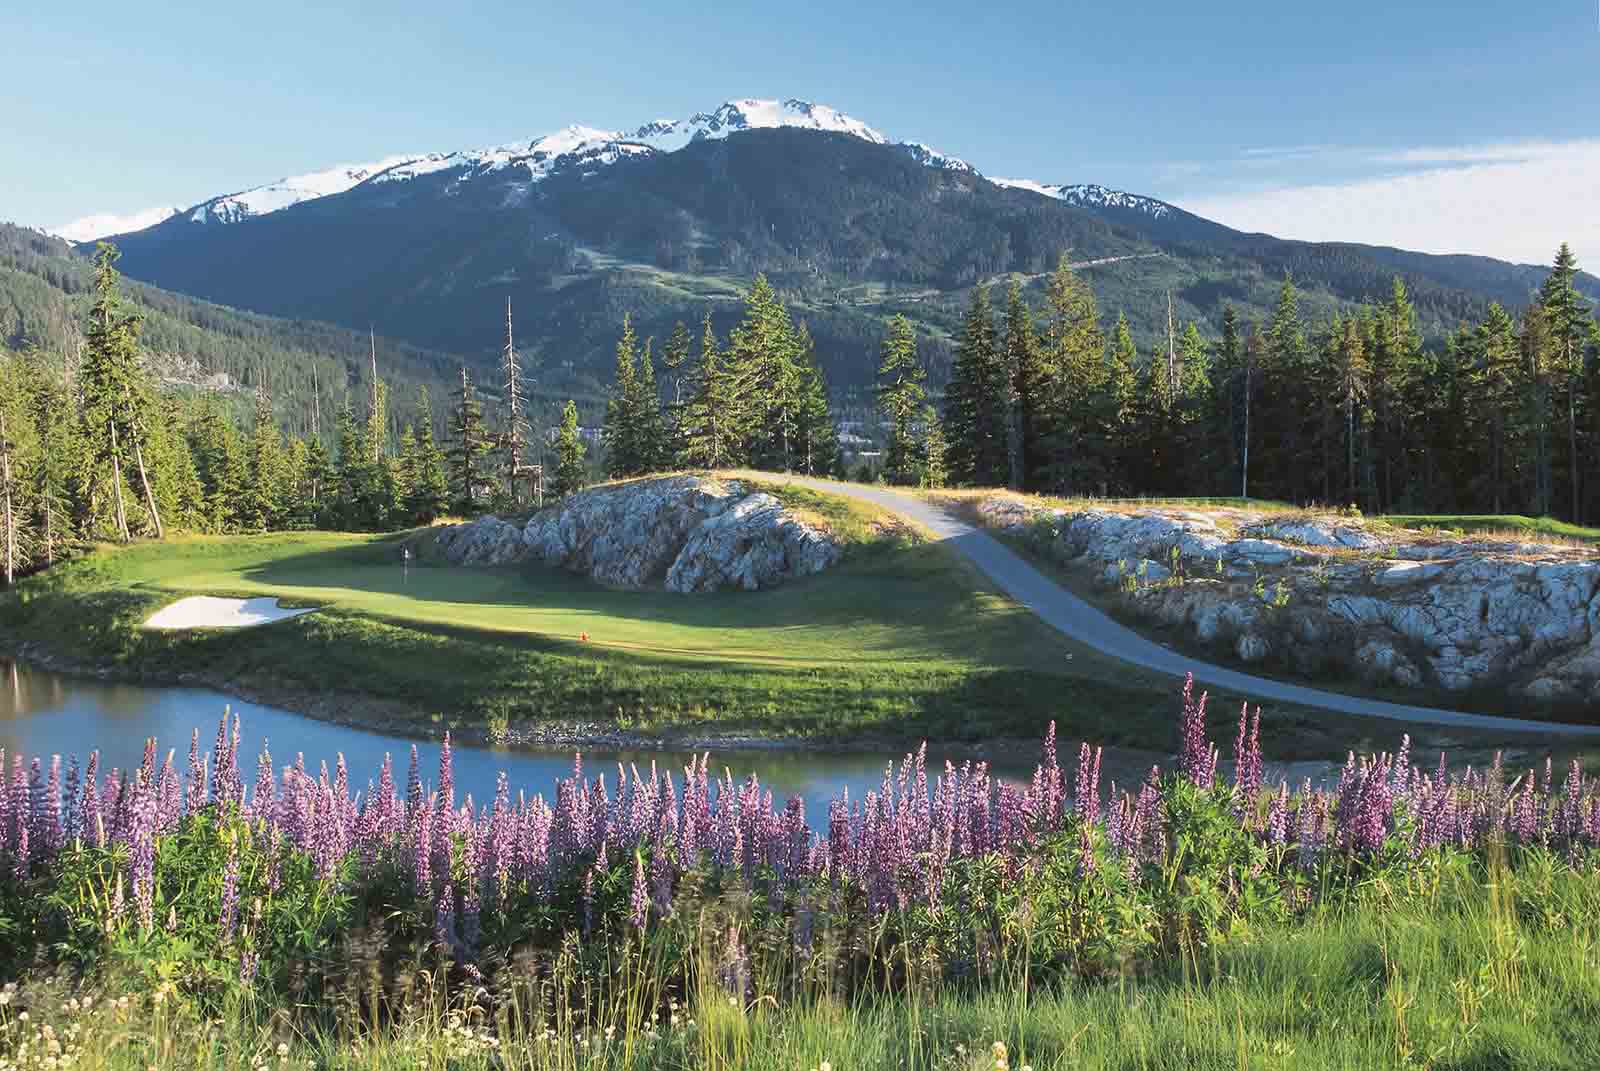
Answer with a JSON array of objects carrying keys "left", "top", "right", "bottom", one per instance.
[
  {"left": 973, "top": 497, "right": 1600, "bottom": 703},
  {"left": 426, "top": 476, "right": 842, "bottom": 593}
]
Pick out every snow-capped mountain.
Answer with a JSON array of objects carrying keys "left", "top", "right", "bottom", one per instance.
[
  {"left": 990, "top": 179, "right": 1173, "bottom": 221},
  {"left": 53, "top": 98, "right": 1056, "bottom": 241}
]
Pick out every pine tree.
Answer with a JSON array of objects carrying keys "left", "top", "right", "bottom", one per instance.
[
  {"left": 1099, "top": 312, "right": 1140, "bottom": 494},
  {"left": 302, "top": 436, "right": 334, "bottom": 528},
  {"left": 1173, "top": 321, "right": 1214, "bottom": 495},
  {"left": 634, "top": 337, "right": 667, "bottom": 474},
  {"left": 79, "top": 244, "right": 162, "bottom": 540},
  {"left": 876, "top": 315, "right": 926, "bottom": 485},
  {"left": 1463, "top": 304, "right": 1525, "bottom": 513},
  {"left": 919, "top": 406, "right": 948, "bottom": 489},
  {"left": 553, "top": 400, "right": 587, "bottom": 497},
  {"left": 500, "top": 298, "right": 532, "bottom": 504},
  {"left": 1038, "top": 258, "right": 1107, "bottom": 493},
  {"left": 405, "top": 388, "right": 450, "bottom": 523},
  {"left": 1539, "top": 243, "right": 1592, "bottom": 522},
  {"left": 661, "top": 320, "right": 693, "bottom": 458},
  {"left": 728, "top": 275, "right": 803, "bottom": 470},
  {"left": 25, "top": 354, "right": 77, "bottom": 564},
  {"left": 242, "top": 387, "right": 286, "bottom": 530},
  {"left": 604, "top": 315, "right": 641, "bottom": 478},
  {"left": 1001, "top": 279, "right": 1042, "bottom": 490},
  {"left": 943, "top": 285, "right": 1007, "bottom": 486},
  {"left": 447, "top": 366, "right": 494, "bottom": 514},
  {"left": 792, "top": 323, "right": 838, "bottom": 476},
  {"left": 0, "top": 359, "right": 33, "bottom": 584},
  {"left": 680, "top": 313, "right": 738, "bottom": 469}
]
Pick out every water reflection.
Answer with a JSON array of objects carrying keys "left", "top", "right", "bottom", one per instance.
[{"left": 0, "top": 661, "right": 1042, "bottom": 821}]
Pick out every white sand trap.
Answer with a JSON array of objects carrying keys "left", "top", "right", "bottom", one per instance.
[{"left": 143, "top": 596, "right": 317, "bottom": 631}]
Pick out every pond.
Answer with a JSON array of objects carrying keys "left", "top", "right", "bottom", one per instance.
[{"left": 0, "top": 660, "right": 1049, "bottom": 820}]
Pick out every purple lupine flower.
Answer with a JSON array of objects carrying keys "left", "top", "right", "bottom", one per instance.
[
  {"left": 1232, "top": 705, "right": 1262, "bottom": 802},
  {"left": 251, "top": 742, "right": 275, "bottom": 824},
  {"left": 1267, "top": 782, "right": 1289, "bottom": 847},
  {"left": 1177, "top": 675, "right": 1213, "bottom": 787},
  {"left": 436, "top": 734, "right": 455, "bottom": 823},
  {"left": 155, "top": 752, "right": 181, "bottom": 835},
  {"left": 62, "top": 756, "right": 81, "bottom": 843},
  {"left": 186, "top": 729, "right": 206, "bottom": 814},
  {"left": 127, "top": 772, "right": 158, "bottom": 930},
  {"left": 1515, "top": 772, "right": 1537, "bottom": 845},
  {"left": 219, "top": 839, "right": 240, "bottom": 940},
  {"left": 629, "top": 850, "right": 649, "bottom": 928},
  {"left": 239, "top": 949, "right": 259, "bottom": 985},
  {"left": 79, "top": 752, "right": 102, "bottom": 848}
]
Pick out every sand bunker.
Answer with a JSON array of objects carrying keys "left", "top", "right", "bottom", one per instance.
[{"left": 143, "top": 596, "right": 317, "bottom": 631}]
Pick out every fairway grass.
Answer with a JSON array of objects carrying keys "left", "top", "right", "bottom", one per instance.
[
  {"left": 2, "top": 515, "right": 1211, "bottom": 750},
  {"left": 7, "top": 478, "right": 1580, "bottom": 760}
]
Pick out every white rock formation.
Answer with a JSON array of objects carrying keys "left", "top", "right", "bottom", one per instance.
[
  {"left": 427, "top": 476, "right": 842, "bottom": 593},
  {"left": 976, "top": 497, "right": 1600, "bottom": 700}
]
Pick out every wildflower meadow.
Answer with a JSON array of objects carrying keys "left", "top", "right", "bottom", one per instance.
[{"left": 2, "top": 675, "right": 1599, "bottom": 1069}]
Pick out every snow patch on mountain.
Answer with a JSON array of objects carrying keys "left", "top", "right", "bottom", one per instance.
[
  {"left": 897, "top": 142, "right": 978, "bottom": 173},
  {"left": 188, "top": 154, "right": 428, "bottom": 225},
  {"left": 991, "top": 179, "right": 1173, "bottom": 220},
  {"left": 54, "top": 205, "right": 184, "bottom": 242}
]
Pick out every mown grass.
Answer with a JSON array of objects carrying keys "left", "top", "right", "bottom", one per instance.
[
  {"left": 1388, "top": 513, "right": 1600, "bottom": 547},
  {"left": 0, "top": 493, "right": 1212, "bottom": 750}
]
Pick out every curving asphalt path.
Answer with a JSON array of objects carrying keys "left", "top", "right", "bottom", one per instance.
[{"left": 776, "top": 475, "right": 1600, "bottom": 738}]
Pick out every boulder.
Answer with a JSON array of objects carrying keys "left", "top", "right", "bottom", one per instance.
[
  {"left": 429, "top": 476, "right": 843, "bottom": 593},
  {"left": 967, "top": 494, "right": 1600, "bottom": 699},
  {"left": 666, "top": 493, "right": 841, "bottom": 593}
]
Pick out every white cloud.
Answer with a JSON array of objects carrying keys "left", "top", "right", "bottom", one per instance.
[
  {"left": 52, "top": 205, "right": 181, "bottom": 243},
  {"left": 1175, "top": 138, "right": 1600, "bottom": 266}
]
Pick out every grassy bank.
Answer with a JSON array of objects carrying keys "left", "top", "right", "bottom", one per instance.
[
  {"left": 12, "top": 875, "right": 1590, "bottom": 1071},
  {"left": 0, "top": 485, "right": 1202, "bottom": 751}
]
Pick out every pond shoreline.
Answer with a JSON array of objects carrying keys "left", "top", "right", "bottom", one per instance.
[{"left": 2, "top": 637, "right": 1073, "bottom": 766}]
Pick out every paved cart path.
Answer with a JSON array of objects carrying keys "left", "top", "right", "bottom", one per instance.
[{"left": 776, "top": 476, "right": 1600, "bottom": 738}]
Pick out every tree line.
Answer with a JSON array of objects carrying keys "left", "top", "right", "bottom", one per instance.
[
  {"left": 0, "top": 246, "right": 558, "bottom": 583},
  {"left": 593, "top": 274, "right": 839, "bottom": 482},
  {"left": 939, "top": 245, "right": 1600, "bottom": 520}
]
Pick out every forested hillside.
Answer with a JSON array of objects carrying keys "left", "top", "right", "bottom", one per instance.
[
  {"left": 0, "top": 223, "right": 474, "bottom": 436},
  {"left": 97, "top": 128, "right": 1599, "bottom": 393}
]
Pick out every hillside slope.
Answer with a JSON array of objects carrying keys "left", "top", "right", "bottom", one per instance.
[
  {"left": 0, "top": 223, "right": 482, "bottom": 431},
  {"left": 88, "top": 110, "right": 1600, "bottom": 391}
]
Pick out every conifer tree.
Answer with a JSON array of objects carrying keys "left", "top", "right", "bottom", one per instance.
[
  {"left": 1539, "top": 243, "right": 1592, "bottom": 521},
  {"left": 1039, "top": 256, "right": 1106, "bottom": 493},
  {"left": 634, "top": 337, "right": 667, "bottom": 473},
  {"left": 25, "top": 355, "right": 77, "bottom": 564},
  {"left": 405, "top": 388, "right": 450, "bottom": 523},
  {"left": 1000, "top": 279, "right": 1042, "bottom": 490},
  {"left": 79, "top": 244, "right": 162, "bottom": 540},
  {"left": 919, "top": 406, "right": 948, "bottom": 489},
  {"left": 500, "top": 298, "right": 532, "bottom": 504},
  {"left": 680, "top": 313, "right": 738, "bottom": 469},
  {"left": 553, "top": 400, "right": 587, "bottom": 497},
  {"left": 242, "top": 387, "right": 286, "bottom": 530},
  {"left": 302, "top": 436, "right": 334, "bottom": 527},
  {"left": 876, "top": 315, "right": 926, "bottom": 485},
  {"left": 1099, "top": 312, "right": 1140, "bottom": 493},
  {"left": 728, "top": 275, "right": 802, "bottom": 470},
  {"left": 943, "top": 285, "right": 1007, "bottom": 486},
  {"left": 447, "top": 366, "right": 494, "bottom": 514},
  {"left": 604, "top": 315, "right": 641, "bottom": 478},
  {"left": 792, "top": 323, "right": 838, "bottom": 476},
  {"left": 0, "top": 359, "right": 32, "bottom": 584}
]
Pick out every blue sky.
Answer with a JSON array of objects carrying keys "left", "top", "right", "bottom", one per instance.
[{"left": 6, "top": 0, "right": 1599, "bottom": 263}]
